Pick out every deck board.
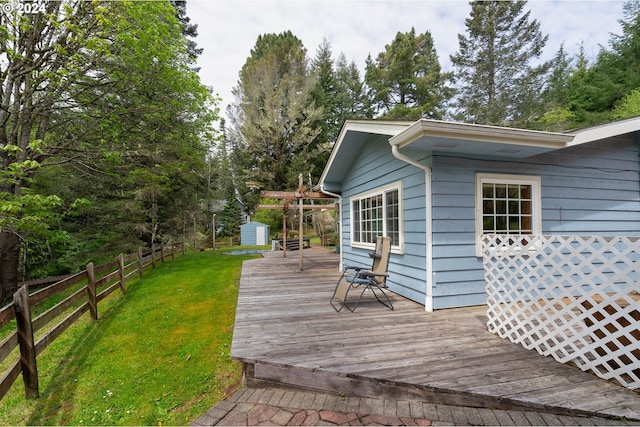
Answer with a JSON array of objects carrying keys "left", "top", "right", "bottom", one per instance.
[{"left": 230, "top": 248, "right": 640, "bottom": 420}]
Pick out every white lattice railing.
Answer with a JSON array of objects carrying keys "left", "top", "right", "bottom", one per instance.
[{"left": 482, "top": 234, "right": 640, "bottom": 390}]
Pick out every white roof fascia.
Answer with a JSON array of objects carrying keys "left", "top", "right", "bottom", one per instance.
[
  {"left": 389, "top": 119, "right": 574, "bottom": 149},
  {"left": 568, "top": 116, "right": 640, "bottom": 147},
  {"left": 319, "top": 120, "right": 412, "bottom": 185}
]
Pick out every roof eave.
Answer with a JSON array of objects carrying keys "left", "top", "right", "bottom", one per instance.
[
  {"left": 319, "top": 120, "right": 413, "bottom": 187},
  {"left": 389, "top": 119, "right": 574, "bottom": 150}
]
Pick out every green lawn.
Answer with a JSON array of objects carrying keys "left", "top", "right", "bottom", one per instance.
[{"left": 0, "top": 250, "right": 260, "bottom": 426}]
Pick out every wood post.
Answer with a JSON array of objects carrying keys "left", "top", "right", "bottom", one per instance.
[
  {"left": 160, "top": 244, "right": 165, "bottom": 263},
  {"left": 13, "top": 286, "right": 38, "bottom": 398},
  {"left": 137, "top": 247, "right": 143, "bottom": 278},
  {"left": 86, "top": 262, "right": 98, "bottom": 320},
  {"left": 151, "top": 244, "right": 156, "bottom": 269},
  {"left": 117, "top": 253, "right": 126, "bottom": 293},
  {"left": 282, "top": 207, "right": 287, "bottom": 258}
]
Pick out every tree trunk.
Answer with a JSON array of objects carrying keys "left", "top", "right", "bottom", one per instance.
[{"left": 0, "top": 232, "right": 21, "bottom": 305}]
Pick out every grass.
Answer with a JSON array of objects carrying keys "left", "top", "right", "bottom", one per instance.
[{"left": 0, "top": 249, "right": 261, "bottom": 426}]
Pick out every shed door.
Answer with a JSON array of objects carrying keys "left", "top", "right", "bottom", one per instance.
[{"left": 256, "top": 226, "right": 266, "bottom": 245}]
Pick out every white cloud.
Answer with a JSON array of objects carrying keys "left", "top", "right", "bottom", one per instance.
[{"left": 186, "top": 0, "right": 624, "bottom": 114}]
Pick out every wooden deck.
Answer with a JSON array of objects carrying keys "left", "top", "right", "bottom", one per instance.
[{"left": 230, "top": 248, "right": 640, "bottom": 420}]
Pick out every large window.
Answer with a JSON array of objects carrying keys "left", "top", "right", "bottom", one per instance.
[
  {"left": 475, "top": 174, "right": 541, "bottom": 256},
  {"left": 351, "top": 182, "right": 402, "bottom": 251}
]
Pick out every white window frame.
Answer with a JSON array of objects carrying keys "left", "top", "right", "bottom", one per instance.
[
  {"left": 350, "top": 181, "right": 404, "bottom": 254},
  {"left": 475, "top": 173, "right": 542, "bottom": 257}
]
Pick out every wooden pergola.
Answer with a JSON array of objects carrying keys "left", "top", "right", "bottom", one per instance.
[{"left": 258, "top": 176, "right": 337, "bottom": 270}]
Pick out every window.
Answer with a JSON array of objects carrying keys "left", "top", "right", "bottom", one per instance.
[
  {"left": 351, "top": 182, "right": 402, "bottom": 251},
  {"left": 475, "top": 174, "right": 541, "bottom": 256}
]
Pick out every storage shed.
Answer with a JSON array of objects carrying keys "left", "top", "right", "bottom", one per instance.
[{"left": 240, "top": 221, "right": 270, "bottom": 246}]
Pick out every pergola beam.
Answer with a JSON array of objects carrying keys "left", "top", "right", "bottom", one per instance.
[
  {"left": 258, "top": 204, "right": 335, "bottom": 210},
  {"left": 258, "top": 177, "right": 338, "bottom": 271},
  {"left": 260, "top": 190, "right": 335, "bottom": 200}
]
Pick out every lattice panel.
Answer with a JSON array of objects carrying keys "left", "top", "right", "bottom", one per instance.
[{"left": 482, "top": 234, "right": 640, "bottom": 390}]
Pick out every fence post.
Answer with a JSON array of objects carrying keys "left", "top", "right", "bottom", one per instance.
[
  {"left": 86, "top": 262, "right": 98, "bottom": 320},
  {"left": 137, "top": 247, "right": 144, "bottom": 278},
  {"left": 160, "top": 244, "right": 165, "bottom": 263},
  {"left": 13, "top": 285, "right": 39, "bottom": 398},
  {"left": 117, "top": 253, "right": 126, "bottom": 293},
  {"left": 151, "top": 244, "right": 156, "bottom": 269},
  {"left": 182, "top": 241, "right": 186, "bottom": 255}
]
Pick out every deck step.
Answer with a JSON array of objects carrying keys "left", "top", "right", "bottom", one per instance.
[{"left": 244, "top": 361, "right": 608, "bottom": 419}]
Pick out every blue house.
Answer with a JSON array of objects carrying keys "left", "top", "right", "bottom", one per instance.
[{"left": 319, "top": 118, "right": 640, "bottom": 311}]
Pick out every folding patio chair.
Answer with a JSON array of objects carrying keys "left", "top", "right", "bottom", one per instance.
[{"left": 330, "top": 236, "right": 393, "bottom": 312}]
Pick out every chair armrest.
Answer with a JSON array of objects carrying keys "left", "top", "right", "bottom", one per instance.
[
  {"left": 356, "top": 271, "right": 388, "bottom": 279},
  {"left": 344, "top": 265, "right": 364, "bottom": 272}
]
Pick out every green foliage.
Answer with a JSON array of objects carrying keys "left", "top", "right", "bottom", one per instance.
[
  {"left": 217, "top": 199, "right": 243, "bottom": 238},
  {"left": 0, "top": 0, "right": 218, "bottom": 282},
  {"left": 365, "top": 27, "right": 451, "bottom": 119},
  {"left": 451, "top": 1, "right": 550, "bottom": 127},
  {"left": 252, "top": 199, "right": 284, "bottom": 235},
  {"left": 564, "top": 1, "right": 640, "bottom": 126},
  {"left": 0, "top": 251, "right": 255, "bottom": 426},
  {"left": 612, "top": 88, "right": 640, "bottom": 119},
  {"left": 228, "top": 31, "right": 324, "bottom": 197}
]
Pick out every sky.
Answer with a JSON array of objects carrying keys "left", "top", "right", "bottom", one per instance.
[{"left": 186, "top": 0, "right": 626, "bottom": 115}]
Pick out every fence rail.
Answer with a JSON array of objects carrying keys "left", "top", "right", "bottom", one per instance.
[
  {"left": 483, "top": 234, "right": 640, "bottom": 390},
  {"left": 0, "top": 242, "right": 184, "bottom": 401}
]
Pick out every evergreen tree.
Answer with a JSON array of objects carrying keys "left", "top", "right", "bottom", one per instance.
[
  {"left": 335, "top": 54, "right": 374, "bottom": 120},
  {"left": 535, "top": 44, "right": 578, "bottom": 131},
  {"left": 365, "top": 27, "right": 450, "bottom": 119},
  {"left": 227, "top": 31, "right": 323, "bottom": 197},
  {"left": 171, "top": 0, "right": 204, "bottom": 64},
  {"left": 566, "top": 1, "right": 640, "bottom": 124},
  {"left": 309, "top": 39, "right": 372, "bottom": 173},
  {"left": 309, "top": 39, "right": 339, "bottom": 174},
  {"left": 450, "top": 1, "right": 550, "bottom": 127}
]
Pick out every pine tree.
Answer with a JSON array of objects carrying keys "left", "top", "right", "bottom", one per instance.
[
  {"left": 227, "top": 31, "right": 323, "bottom": 194},
  {"left": 365, "top": 27, "right": 450, "bottom": 119},
  {"left": 450, "top": 1, "right": 549, "bottom": 127},
  {"left": 566, "top": 1, "right": 640, "bottom": 124}
]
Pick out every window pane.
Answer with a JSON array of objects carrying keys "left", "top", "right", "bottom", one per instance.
[
  {"left": 353, "top": 187, "right": 401, "bottom": 247},
  {"left": 386, "top": 189, "right": 400, "bottom": 246},
  {"left": 508, "top": 185, "right": 519, "bottom": 199},
  {"left": 352, "top": 200, "right": 360, "bottom": 242},
  {"left": 483, "top": 184, "right": 494, "bottom": 198},
  {"left": 480, "top": 180, "right": 534, "bottom": 236},
  {"left": 483, "top": 216, "right": 494, "bottom": 231},
  {"left": 483, "top": 200, "right": 494, "bottom": 214}
]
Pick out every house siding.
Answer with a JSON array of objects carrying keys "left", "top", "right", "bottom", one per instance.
[
  {"left": 430, "top": 134, "right": 640, "bottom": 310},
  {"left": 340, "top": 134, "right": 428, "bottom": 304}
]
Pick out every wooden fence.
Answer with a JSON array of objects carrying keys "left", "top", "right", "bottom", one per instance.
[{"left": 0, "top": 242, "right": 184, "bottom": 400}]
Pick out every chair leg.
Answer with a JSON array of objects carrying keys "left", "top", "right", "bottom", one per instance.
[
  {"left": 330, "top": 274, "right": 356, "bottom": 312},
  {"left": 369, "top": 286, "right": 394, "bottom": 310}
]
